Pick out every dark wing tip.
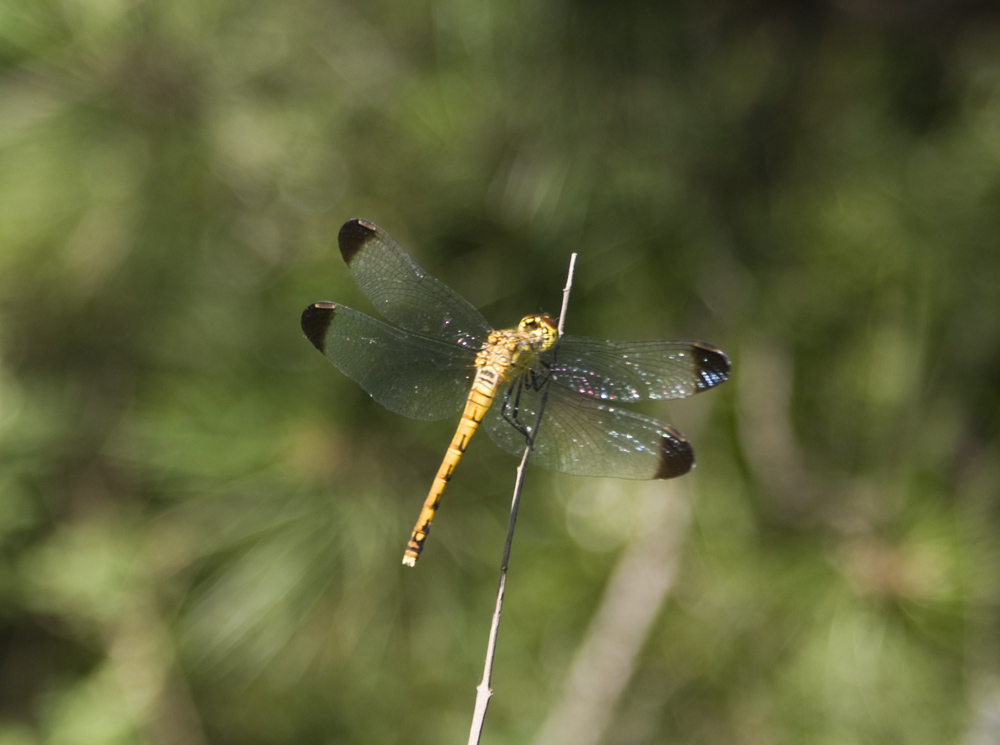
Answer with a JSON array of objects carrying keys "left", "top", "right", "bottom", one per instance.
[
  {"left": 692, "top": 341, "right": 732, "bottom": 391},
  {"left": 338, "top": 219, "right": 379, "bottom": 265},
  {"left": 301, "top": 302, "right": 337, "bottom": 353},
  {"left": 654, "top": 425, "right": 695, "bottom": 479}
]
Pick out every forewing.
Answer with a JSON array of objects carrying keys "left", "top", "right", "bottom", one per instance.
[
  {"left": 545, "top": 336, "right": 730, "bottom": 402},
  {"left": 301, "top": 302, "right": 475, "bottom": 421},
  {"left": 338, "top": 219, "right": 492, "bottom": 348},
  {"left": 482, "top": 378, "right": 694, "bottom": 480}
]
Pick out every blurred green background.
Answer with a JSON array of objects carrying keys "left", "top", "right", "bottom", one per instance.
[{"left": 1, "top": 1, "right": 999, "bottom": 743}]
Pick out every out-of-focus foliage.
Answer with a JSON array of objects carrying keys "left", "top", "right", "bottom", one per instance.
[{"left": 0, "top": 0, "right": 998, "bottom": 743}]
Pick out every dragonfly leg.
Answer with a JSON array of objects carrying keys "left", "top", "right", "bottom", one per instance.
[
  {"left": 500, "top": 371, "right": 552, "bottom": 443},
  {"left": 525, "top": 362, "right": 551, "bottom": 392},
  {"left": 500, "top": 382, "right": 532, "bottom": 438}
]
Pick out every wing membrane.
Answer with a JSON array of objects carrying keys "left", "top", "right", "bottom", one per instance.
[
  {"left": 546, "top": 336, "right": 730, "bottom": 402},
  {"left": 482, "top": 378, "right": 694, "bottom": 480},
  {"left": 337, "top": 219, "right": 491, "bottom": 349},
  {"left": 301, "top": 302, "right": 476, "bottom": 421}
]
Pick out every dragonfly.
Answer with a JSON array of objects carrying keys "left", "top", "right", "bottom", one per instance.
[{"left": 301, "top": 219, "right": 730, "bottom": 566}]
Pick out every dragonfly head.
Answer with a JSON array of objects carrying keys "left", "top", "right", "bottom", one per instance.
[{"left": 517, "top": 314, "right": 559, "bottom": 351}]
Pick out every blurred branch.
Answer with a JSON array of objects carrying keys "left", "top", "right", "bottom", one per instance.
[
  {"left": 108, "top": 597, "right": 209, "bottom": 745},
  {"left": 530, "top": 482, "right": 690, "bottom": 745},
  {"left": 467, "top": 253, "right": 578, "bottom": 745}
]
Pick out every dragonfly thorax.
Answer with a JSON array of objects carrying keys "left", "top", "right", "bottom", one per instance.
[{"left": 476, "top": 314, "right": 558, "bottom": 382}]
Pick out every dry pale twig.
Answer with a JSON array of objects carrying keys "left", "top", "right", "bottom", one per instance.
[{"left": 467, "top": 252, "right": 578, "bottom": 745}]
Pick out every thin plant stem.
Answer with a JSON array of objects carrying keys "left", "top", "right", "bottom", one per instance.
[{"left": 467, "top": 253, "right": 578, "bottom": 745}]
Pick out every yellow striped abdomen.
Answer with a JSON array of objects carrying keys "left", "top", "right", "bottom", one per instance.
[
  {"left": 401, "top": 314, "right": 558, "bottom": 566},
  {"left": 402, "top": 367, "right": 501, "bottom": 566}
]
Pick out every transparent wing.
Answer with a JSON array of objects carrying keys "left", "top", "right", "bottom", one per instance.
[
  {"left": 301, "top": 302, "right": 476, "bottom": 421},
  {"left": 544, "top": 336, "right": 730, "bottom": 402},
  {"left": 482, "top": 376, "right": 694, "bottom": 480},
  {"left": 337, "top": 219, "right": 492, "bottom": 349}
]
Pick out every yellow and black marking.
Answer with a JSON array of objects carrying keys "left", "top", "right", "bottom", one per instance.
[
  {"left": 402, "top": 314, "right": 558, "bottom": 566},
  {"left": 690, "top": 341, "right": 731, "bottom": 391},
  {"left": 300, "top": 302, "right": 338, "bottom": 354},
  {"left": 653, "top": 424, "right": 694, "bottom": 479},
  {"left": 338, "top": 218, "right": 379, "bottom": 265}
]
